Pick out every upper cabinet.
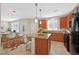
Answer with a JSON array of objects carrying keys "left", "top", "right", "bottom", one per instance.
[
  {"left": 60, "top": 17, "right": 68, "bottom": 29},
  {"left": 60, "top": 13, "right": 73, "bottom": 29},
  {"left": 38, "top": 13, "right": 73, "bottom": 30},
  {"left": 38, "top": 20, "right": 47, "bottom": 29}
]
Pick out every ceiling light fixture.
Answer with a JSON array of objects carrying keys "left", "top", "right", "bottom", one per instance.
[
  {"left": 40, "top": 9, "right": 42, "bottom": 18},
  {"left": 40, "top": 20, "right": 42, "bottom": 24},
  {"left": 35, "top": 3, "right": 38, "bottom": 23},
  {"left": 9, "top": 9, "right": 16, "bottom": 15},
  {"left": 39, "top": 9, "right": 42, "bottom": 24}
]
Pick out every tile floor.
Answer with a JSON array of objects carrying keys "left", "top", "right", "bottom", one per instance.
[
  {"left": 49, "top": 41, "right": 70, "bottom": 55},
  {"left": 0, "top": 41, "right": 71, "bottom": 55}
]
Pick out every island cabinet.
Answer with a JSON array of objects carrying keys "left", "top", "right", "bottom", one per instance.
[
  {"left": 26, "top": 33, "right": 51, "bottom": 55},
  {"left": 35, "top": 34, "right": 51, "bottom": 55}
]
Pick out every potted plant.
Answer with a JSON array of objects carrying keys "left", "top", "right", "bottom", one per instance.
[{"left": 38, "top": 27, "right": 44, "bottom": 33}]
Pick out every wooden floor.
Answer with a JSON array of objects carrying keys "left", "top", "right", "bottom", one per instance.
[{"left": 0, "top": 41, "right": 70, "bottom": 55}]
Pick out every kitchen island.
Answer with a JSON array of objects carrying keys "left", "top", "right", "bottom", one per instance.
[{"left": 26, "top": 33, "right": 51, "bottom": 55}]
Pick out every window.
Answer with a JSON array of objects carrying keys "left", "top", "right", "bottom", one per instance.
[
  {"left": 11, "top": 22, "right": 20, "bottom": 32},
  {"left": 47, "top": 18, "right": 59, "bottom": 30}
]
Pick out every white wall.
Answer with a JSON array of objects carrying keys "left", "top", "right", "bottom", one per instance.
[
  {"left": 30, "top": 19, "right": 38, "bottom": 33},
  {"left": 11, "top": 19, "right": 38, "bottom": 35}
]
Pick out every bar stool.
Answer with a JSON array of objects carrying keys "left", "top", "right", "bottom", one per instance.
[{"left": 26, "top": 36, "right": 32, "bottom": 52}]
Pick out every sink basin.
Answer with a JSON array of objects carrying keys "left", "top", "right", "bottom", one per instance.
[{"left": 43, "top": 31, "right": 52, "bottom": 33}]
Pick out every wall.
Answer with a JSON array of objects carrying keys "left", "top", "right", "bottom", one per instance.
[
  {"left": 11, "top": 19, "right": 38, "bottom": 35},
  {"left": 31, "top": 19, "right": 38, "bottom": 33},
  {"left": 19, "top": 20, "right": 31, "bottom": 35}
]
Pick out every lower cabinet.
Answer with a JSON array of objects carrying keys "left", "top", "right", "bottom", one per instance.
[
  {"left": 35, "top": 38, "right": 50, "bottom": 55},
  {"left": 50, "top": 32, "right": 64, "bottom": 42}
]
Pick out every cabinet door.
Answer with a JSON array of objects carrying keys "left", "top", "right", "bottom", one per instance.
[
  {"left": 60, "top": 17, "right": 68, "bottom": 28},
  {"left": 35, "top": 38, "right": 48, "bottom": 55},
  {"left": 38, "top": 20, "right": 47, "bottom": 29},
  {"left": 50, "top": 33, "right": 64, "bottom": 42}
]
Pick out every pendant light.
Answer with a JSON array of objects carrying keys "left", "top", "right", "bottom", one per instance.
[
  {"left": 35, "top": 3, "right": 38, "bottom": 23},
  {"left": 39, "top": 9, "right": 42, "bottom": 24}
]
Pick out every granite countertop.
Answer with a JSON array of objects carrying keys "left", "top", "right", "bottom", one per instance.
[
  {"left": 43, "top": 29, "right": 71, "bottom": 34},
  {"left": 27, "top": 33, "right": 51, "bottom": 39}
]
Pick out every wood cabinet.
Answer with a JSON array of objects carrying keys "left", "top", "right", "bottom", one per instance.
[
  {"left": 35, "top": 37, "right": 51, "bottom": 55},
  {"left": 38, "top": 20, "right": 47, "bottom": 29},
  {"left": 60, "top": 13, "right": 73, "bottom": 29},
  {"left": 60, "top": 17, "right": 68, "bottom": 28},
  {"left": 50, "top": 32, "right": 64, "bottom": 42}
]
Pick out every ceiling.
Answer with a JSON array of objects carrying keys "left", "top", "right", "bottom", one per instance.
[{"left": 1, "top": 3, "right": 78, "bottom": 21}]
